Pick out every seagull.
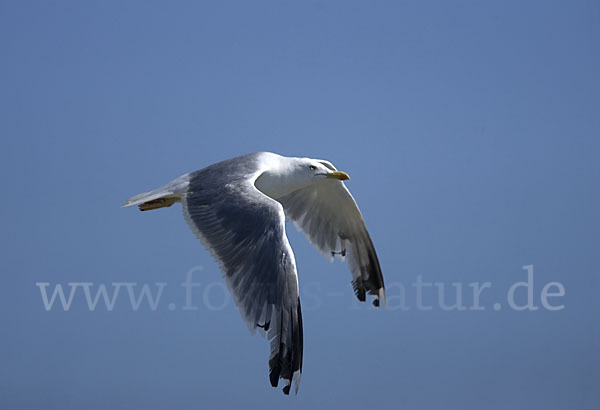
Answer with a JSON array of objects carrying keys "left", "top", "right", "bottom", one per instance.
[{"left": 123, "top": 152, "right": 385, "bottom": 395}]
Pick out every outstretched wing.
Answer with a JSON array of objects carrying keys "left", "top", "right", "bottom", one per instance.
[
  {"left": 278, "top": 179, "right": 385, "bottom": 306},
  {"left": 182, "top": 166, "right": 303, "bottom": 395}
]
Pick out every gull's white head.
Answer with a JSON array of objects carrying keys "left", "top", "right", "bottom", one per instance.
[{"left": 255, "top": 155, "right": 350, "bottom": 199}]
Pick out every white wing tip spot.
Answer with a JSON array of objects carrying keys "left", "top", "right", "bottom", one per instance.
[
  {"left": 293, "top": 370, "right": 302, "bottom": 394},
  {"left": 378, "top": 288, "right": 386, "bottom": 307}
]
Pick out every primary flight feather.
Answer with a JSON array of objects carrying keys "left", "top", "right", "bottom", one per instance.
[{"left": 123, "top": 152, "right": 385, "bottom": 394}]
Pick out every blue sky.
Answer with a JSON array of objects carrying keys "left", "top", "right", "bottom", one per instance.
[{"left": 1, "top": 1, "right": 598, "bottom": 409}]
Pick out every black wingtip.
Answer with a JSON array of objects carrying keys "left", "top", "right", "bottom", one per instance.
[
  {"left": 267, "top": 301, "right": 303, "bottom": 396},
  {"left": 352, "top": 278, "right": 366, "bottom": 301},
  {"left": 269, "top": 355, "right": 280, "bottom": 387}
]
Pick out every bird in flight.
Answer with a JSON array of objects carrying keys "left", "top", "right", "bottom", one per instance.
[{"left": 123, "top": 152, "right": 385, "bottom": 395}]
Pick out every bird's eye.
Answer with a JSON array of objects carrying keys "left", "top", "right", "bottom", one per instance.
[{"left": 309, "top": 165, "right": 317, "bottom": 171}]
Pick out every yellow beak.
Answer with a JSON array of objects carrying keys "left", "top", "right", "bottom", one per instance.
[{"left": 325, "top": 170, "right": 350, "bottom": 181}]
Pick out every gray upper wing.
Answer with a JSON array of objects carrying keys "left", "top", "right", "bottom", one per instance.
[
  {"left": 278, "top": 179, "right": 385, "bottom": 306},
  {"left": 181, "top": 157, "right": 303, "bottom": 395}
]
